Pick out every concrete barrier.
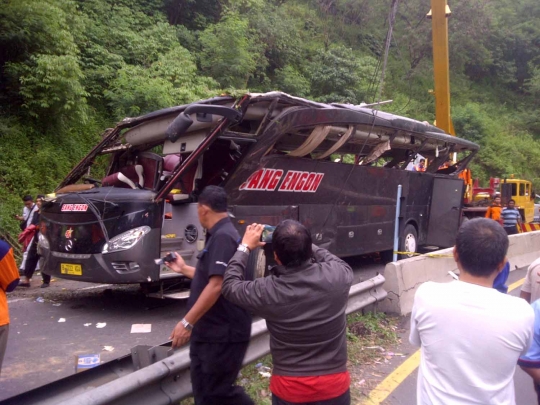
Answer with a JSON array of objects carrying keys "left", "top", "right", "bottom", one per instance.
[{"left": 379, "top": 230, "right": 540, "bottom": 315}]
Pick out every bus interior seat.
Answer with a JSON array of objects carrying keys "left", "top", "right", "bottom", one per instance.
[
  {"left": 138, "top": 152, "right": 163, "bottom": 190},
  {"left": 161, "top": 154, "right": 182, "bottom": 181},
  {"left": 102, "top": 171, "right": 139, "bottom": 189},
  {"left": 121, "top": 164, "right": 144, "bottom": 187},
  {"left": 167, "top": 156, "right": 203, "bottom": 205}
]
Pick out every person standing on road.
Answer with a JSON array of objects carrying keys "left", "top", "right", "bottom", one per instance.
[
  {"left": 410, "top": 218, "right": 534, "bottom": 405},
  {"left": 485, "top": 195, "right": 503, "bottom": 223},
  {"left": 518, "top": 299, "right": 540, "bottom": 405},
  {"left": 521, "top": 257, "right": 540, "bottom": 304},
  {"left": 0, "top": 239, "right": 20, "bottom": 375},
  {"left": 222, "top": 220, "right": 354, "bottom": 405},
  {"left": 16, "top": 195, "right": 37, "bottom": 273},
  {"left": 164, "top": 186, "right": 253, "bottom": 405},
  {"left": 15, "top": 195, "right": 36, "bottom": 229},
  {"left": 501, "top": 199, "right": 523, "bottom": 235},
  {"left": 19, "top": 195, "right": 51, "bottom": 288}
]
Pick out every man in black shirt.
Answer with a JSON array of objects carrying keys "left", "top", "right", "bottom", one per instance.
[{"left": 165, "top": 186, "right": 253, "bottom": 405}]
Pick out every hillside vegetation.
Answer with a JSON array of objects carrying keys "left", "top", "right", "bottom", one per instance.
[{"left": 1, "top": 0, "right": 539, "bottom": 235}]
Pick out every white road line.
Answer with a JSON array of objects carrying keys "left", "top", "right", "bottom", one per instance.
[{"left": 7, "top": 298, "right": 27, "bottom": 304}]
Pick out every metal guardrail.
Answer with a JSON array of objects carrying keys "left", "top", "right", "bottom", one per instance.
[{"left": 4, "top": 274, "right": 386, "bottom": 405}]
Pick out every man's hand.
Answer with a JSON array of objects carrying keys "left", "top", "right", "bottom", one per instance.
[
  {"left": 242, "top": 223, "right": 266, "bottom": 251},
  {"left": 170, "top": 321, "right": 191, "bottom": 348},
  {"left": 164, "top": 252, "right": 186, "bottom": 274},
  {"left": 15, "top": 215, "right": 23, "bottom": 221}
]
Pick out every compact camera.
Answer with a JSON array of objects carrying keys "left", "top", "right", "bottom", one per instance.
[
  {"left": 154, "top": 252, "right": 176, "bottom": 265},
  {"left": 260, "top": 225, "right": 276, "bottom": 243}
]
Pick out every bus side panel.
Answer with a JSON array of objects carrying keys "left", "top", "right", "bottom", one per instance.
[
  {"left": 230, "top": 205, "right": 299, "bottom": 236},
  {"left": 402, "top": 174, "right": 433, "bottom": 245}
]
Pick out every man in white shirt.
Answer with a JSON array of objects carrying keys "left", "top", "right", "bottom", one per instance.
[
  {"left": 410, "top": 217, "right": 534, "bottom": 405},
  {"left": 521, "top": 256, "right": 540, "bottom": 304}
]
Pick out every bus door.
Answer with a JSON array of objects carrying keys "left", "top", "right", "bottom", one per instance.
[{"left": 426, "top": 177, "right": 464, "bottom": 247}]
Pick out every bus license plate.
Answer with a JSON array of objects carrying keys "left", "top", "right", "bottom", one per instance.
[{"left": 61, "top": 263, "right": 82, "bottom": 276}]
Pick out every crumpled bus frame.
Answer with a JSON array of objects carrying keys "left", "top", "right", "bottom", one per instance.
[{"left": 41, "top": 92, "right": 478, "bottom": 287}]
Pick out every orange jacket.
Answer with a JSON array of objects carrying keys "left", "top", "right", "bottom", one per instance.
[
  {"left": 485, "top": 204, "right": 502, "bottom": 221},
  {"left": 1, "top": 241, "right": 21, "bottom": 326}
]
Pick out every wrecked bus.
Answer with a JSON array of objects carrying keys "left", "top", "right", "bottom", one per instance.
[{"left": 39, "top": 92, "right": 478, "bottom": 294}]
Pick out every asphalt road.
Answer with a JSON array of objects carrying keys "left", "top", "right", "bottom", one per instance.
[
  {"left": 0, "top": 256, "right": 384, "bottom": 401},
  {"left": 379, "top": 267, "right": 538, "bottom": 405}
]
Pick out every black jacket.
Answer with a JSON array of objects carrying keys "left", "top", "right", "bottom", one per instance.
[{"left": 222, "top": 245, "right": 353, "bottom": 376}]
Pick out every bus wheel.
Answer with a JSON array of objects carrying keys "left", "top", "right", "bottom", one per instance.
[
  {"left": 246, "top": 247, "right": 267, "bottom": 280},
  {"left": 399, "top": 224, "right": 418, "bottom": 259}
]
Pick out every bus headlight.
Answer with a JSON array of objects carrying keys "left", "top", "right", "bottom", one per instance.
[{"left": 102, "top": 226, "right": 151, "bottom": 254}]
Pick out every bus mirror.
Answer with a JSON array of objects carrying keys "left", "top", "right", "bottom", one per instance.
[
  {"left": 167, "top": 104, "right": 243, "bottom": 143},
  {"left": 167, "top": 112, "right": 193, "bottom": 143}
]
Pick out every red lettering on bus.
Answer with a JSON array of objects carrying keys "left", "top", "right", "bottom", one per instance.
[
  {"left": 242, "top": 170, "right": 323, "bottom": 192},
  {"left": 258, "top": 169, "right": 275, "bottom": 190},
  {"left": 303, "top": 173, "right": 316, "bottom": 191},
  {"left": 279, "top": 171, "right": 294, "bottom": 191},
  {"left": 240, "top": 171, "right": 259, "bottom": 190},
  {"left": 285, "top": 171, "right": 302, "bottom": 191},
  {"left": 309, "top": 173, "right": 324, "bottom": 192},
  {"left": 294, "top": 173, "right": 309, "bottom": 191},
  {"left": 247, "top": 170, "right": 264, "bottom": 189},
  {"left": 267, "top": 170, "right": 284, "bottom": 190}
]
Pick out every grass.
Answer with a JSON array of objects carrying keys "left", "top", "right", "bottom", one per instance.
[{"left": 179, "top": 312, "right": 399, "bottom": 405}]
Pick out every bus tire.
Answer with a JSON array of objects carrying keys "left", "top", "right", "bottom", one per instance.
[
  {"left": 245, "top": 247, "right": 267, "bottom": 280},
  {"left": 399, "top": 224, "right": 418, "bottom": 259}
]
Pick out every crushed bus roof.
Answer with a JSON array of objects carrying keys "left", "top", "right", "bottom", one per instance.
[{"left": 58, "top": 92, "right": 479, "bottom": 190}]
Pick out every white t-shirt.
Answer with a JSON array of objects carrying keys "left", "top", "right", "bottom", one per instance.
[
  {"left": 410, "top": 280, "right": 534, "bottom": 405},
  {"left": 522, "top": 257, "right": 540, "bottom": 303}
]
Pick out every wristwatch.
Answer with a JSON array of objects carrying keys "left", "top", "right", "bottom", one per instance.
[
  {"left": 181, "top": 318, "right": 193, "bottom": 331},
  {"left": 237, "top": 243, "right": 250, "bottom": 254}
]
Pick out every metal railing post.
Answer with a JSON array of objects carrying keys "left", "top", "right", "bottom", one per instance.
[{"left": 393, "top": 185, "right": 402, "bottom": 262}]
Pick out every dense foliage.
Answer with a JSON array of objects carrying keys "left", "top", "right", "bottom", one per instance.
[{"left": 1, "top": 0, "right": 539, "bottom": 235}]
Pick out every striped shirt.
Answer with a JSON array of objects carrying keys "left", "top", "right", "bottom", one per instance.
[{"left": 500, "top": 207, "right": 521, "bottom": 227}]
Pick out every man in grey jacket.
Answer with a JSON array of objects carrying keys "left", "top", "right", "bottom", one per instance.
[{"left": 222, "top": 220, "right": 354, "bottom": 405}]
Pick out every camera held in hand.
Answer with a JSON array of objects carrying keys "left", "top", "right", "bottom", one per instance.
[
  {"left": 260, "top": 225, "right": 276, "bottom": 243},
  {"left": 154, "top": 252, "right": 176, "bottom": 265}
]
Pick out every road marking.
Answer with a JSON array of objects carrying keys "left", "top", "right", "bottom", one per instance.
[
  {"left": 361, "top": 350, "right": 421, "bottom": 404},
  {"left": 360, "top": 277, "right": 525, "bottom": 405},
  {"left": 508, "top": 278, "right": 525, "bottom": 292},
  {"left": 7, "top": 298, "right": 27, "bottom": 304}
]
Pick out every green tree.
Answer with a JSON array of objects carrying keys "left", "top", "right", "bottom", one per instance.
[
  {"left": 105, "top": 46, "right": 219, "bottom": 118},
  {"left": 199, "top": 13, "right": 262, "bottom": 89}
]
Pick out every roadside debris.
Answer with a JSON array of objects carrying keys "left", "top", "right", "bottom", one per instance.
[
  {"left": 130, "top": 324, "right": 152, "bottom": 333},
  {"left": 96, "top": 322, "right": 106, "bottom": 328},
  {"left": 35, "top": 297, "right": 44, "bottom": 303},
  {"left": 84, "top": 323, "right": 92, "bottom": 327},
  {"left": 75, "top": 354, "right": 100, "bottom": 373},
  {"left": 58, "top": 318, "right": 66, "bottom": 323},
  {"left": 102, "top": 346, "right": 114, "bottom": 352},
  {"left": 52, "top": 303, "right": 62, "bottom": 307}
]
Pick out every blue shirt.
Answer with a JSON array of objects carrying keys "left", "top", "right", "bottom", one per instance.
[
  {"left": 493, "top": 262, "right": 510, "bottom": 294},
  {"left": 500, "top": 207, "right": 521, "bottom": 227},
  {"left": 518, "top": 299, "right": 540, "bottom": 368}
]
